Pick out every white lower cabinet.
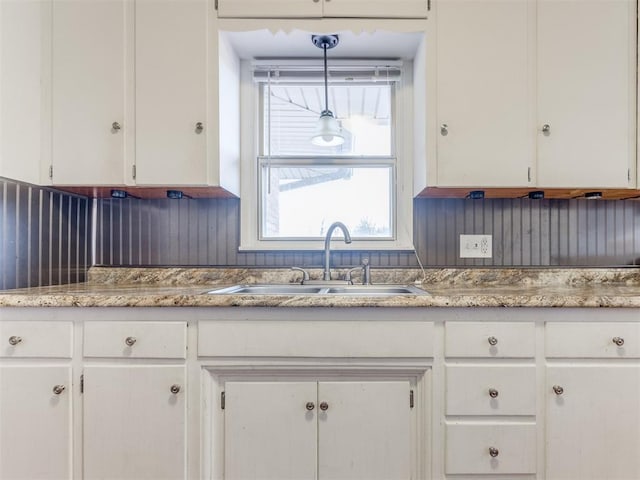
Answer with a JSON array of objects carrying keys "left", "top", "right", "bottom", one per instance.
[
  {"left": 0, "top": 366, "right": 72, "bottom": 480},
  {"left": 223, "top": 379, "right": 411, "bottom": 480},
  {"left": 83, "top": 365, "right": 187, "bottom": 480}
]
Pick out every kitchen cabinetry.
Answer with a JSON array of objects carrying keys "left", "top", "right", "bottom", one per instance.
[
  {"left": 545, "top": 322, "right": 640, "bottom": 479},
  {"left": 134, "top": 0, "right": 207, "bottom": 185},
  {"left": 0, "top": 321, "right": 73, "bottom": 480},
  {"left": 224, "top": 379, "right": 411, "bottom": 479},
  {"left": 436, "top": 0, "right": 533, "bottom": 187},
  {"left": 444, "top": 321, "right": 537, "bottom": 475},
  {"left": 83, "top": 321, "right": 187, "bottom": 480},
  {"left": 537, "top": 0, "right": 636, "bottom": 188},
  {"left": 51, "top": 0, "right": 127, "bottom": 185},
  {"left": 216, "top": 0, "right": 429, "bottom": 18},
  {"left": 434, "top": 0, "right": 636, "bottom": 189}
]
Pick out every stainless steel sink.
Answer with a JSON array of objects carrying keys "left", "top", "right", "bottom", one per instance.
[{"left": 206, "top": 284, "right": 427, "bottom": 296}]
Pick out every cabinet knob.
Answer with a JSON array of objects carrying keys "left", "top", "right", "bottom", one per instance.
[
  {"left": 170, "top": 384, "right": 181, "bottom": 395},
  {"left": 305, "top": 402, "right": 315, "bottom": 411},
  {"left": 52, "top": 385, "right": 66, "bottom": 395},
  {"left": 542, "top": 124, "right": 551, "bottom": 135},
  {"left": 124, "top": 336, "right": 137, "bottom": 347},
  {"left": 553, "top": 385, "right": 564, "bottom": 395},
  {"left": 440, "top": 123, "right": 449, "bottom": 136},
  {"left": 195, "top": 122, "right": 204, "bottom": 134},
  {"left": 612, "top": 336, "right": 625, "bottom": 347},
  {"left": 313, "top": 0, "right": 320, "bottom": 2},
  {"left": 487, "top": 336, "right": 498, "bottom": 346},
  {"left": 488, "top": 388, "right": 499, "bottom": 398},
  {"left": 319, "top": 401, "right": 329, "bottom": 411},
  {"left": 8, "top": 335, "right": 22, "bottom": 346},
  {"left": 112, "top": 122, "right": 122, "bottom": 132},
  {"left": 489, "top": 447, "right": 499, "bottom": 457}
]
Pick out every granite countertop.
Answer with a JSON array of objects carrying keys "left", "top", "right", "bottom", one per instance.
[{"left": 0, "top": 267, "right": 640, "bottom": 308}]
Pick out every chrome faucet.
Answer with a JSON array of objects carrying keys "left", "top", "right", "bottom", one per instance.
[{"left": 323, "top": 222, "right": 352, "bottom": 281}]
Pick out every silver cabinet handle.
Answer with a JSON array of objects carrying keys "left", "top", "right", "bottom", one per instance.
[
  {"left": 613, "top": 337, "right": 625, "bottom": 347},
  {"left": 306, "top": 402, "right": 315, "bottom": 411},
  {"left": 195, "top": 122, "right": 204, "bottom": 134},
  {"left": 112, "top": 122, "right": 122, "bottom": 132},
  {"left": 488, "top": 388, "right": 499, "bottom": 398},
  {"left": 489, "top": 447, "right": 499, "bottom": 457},
  {"left": 319, "top": 401, "right": 329, "bottom": 411},
  {"left": 440, "top": 123, "right": 449, "bottom": 136},
  {"left": 553, "top": 385, "right": 564, "bottom": 395},
  {"left": 53, "top": 385, "right": 66, "bottom": 395},
  {"left": 8, "top": 336, "right": 22, "bottom": 346},
  {"left": 542, "top": 124, "right": 551, "bottom": 135},
  {"left": 125, "top": 336, "right": 137, "bottom": 347},
  {"left": 170, "top": 384, "right": 181, "bottom": 395},
  {"left": 488, "top": 336, "right": 498, "bottom": 346}
]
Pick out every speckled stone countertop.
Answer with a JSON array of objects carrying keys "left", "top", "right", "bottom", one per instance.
[{"left": 1, "top": 267, "right": 640, "bottom": 308}]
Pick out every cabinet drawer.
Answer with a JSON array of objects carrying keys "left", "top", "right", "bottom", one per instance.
[
  {"left": 446, "top": 365, "right": 536, "bottom": 416},
  {"left": 546, "top": 322, "right": 640, "bottom": 358},
  {"left": 446, "top": 423, "right": 536, "bottom": 474},
  {"left": 1, "top": 321, "right": 72, "bottom": 358},
  {"left": 445, "top": 322, "right": 535, "bottom": 358},
  {"left": 198, "top": 320, "right": 433, "bottom": 357},
  {"left": 84, "top": 322, "right": 186, "bottom": 359}
]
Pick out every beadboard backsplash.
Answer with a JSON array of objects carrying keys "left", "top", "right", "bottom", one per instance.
[
  {"left": 0, "top": 178, "right": 91, "bottom": 289},
  {"left": 94, "top": 197, "right": 640, "bottom": 268}
]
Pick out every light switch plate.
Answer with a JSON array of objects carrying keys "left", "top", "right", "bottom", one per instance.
[{"left": 460, "top": 234, "right": 492, "bottom": 258}]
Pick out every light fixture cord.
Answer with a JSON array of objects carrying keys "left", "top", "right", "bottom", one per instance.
[{"left": 323, "top": 42, "right": 329, "bottom": 113}]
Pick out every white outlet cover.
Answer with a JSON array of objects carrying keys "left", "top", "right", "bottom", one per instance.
[{"left": 460, "top": 234, "right": 492, "bottom": 258}]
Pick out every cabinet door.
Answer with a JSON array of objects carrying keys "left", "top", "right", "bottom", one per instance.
[
  {"left": 83, "top": 365, "right": 186, "bottom": 480},
  {"left": 546, "top": 365, "right": 640, "bottom": 479},
  {"left": 51, "top": 0, "right": 126, "bottom": 185},
  {"left": 537, "top": 0, "right": 636, "bottom": 188},
  {"left": 216, "top": 0, "right": 322, "bottom": 17},
  {"left": 322, "top": 0, "right": 428, "bottom": 18},
  {"left": 224, "top": 381, "right": 317, "bottom": 480},
  {"left": 436, "top": 0, "right": 533, "bottom": 187},
  {"left": 318, "top": 381, "right": 411, "bottom": 480},
  {"left": 0, "top": 366, "right": 72, "bottom": 480},
  {"left": 134, "top": 0, "right": 207, "bottom": 185}
]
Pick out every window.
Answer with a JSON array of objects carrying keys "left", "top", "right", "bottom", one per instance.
[{"left": 240, "top": 59, "right": 414, "bottom": 250}]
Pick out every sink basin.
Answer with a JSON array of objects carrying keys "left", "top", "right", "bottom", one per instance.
[{"left": 206, "top": 284, "right": 427, "bottom": 296}]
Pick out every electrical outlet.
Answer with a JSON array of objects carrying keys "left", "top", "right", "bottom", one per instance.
[{"left": 460, "top": 234, "right": 492, "bottom": 258}]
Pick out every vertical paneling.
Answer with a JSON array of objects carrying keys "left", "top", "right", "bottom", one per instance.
[
  {"left": 93, "top": 197, "right": 640, "bottom": 268},
  {"left": 0, "top": 178, "right": 91, "bottom": 290}
]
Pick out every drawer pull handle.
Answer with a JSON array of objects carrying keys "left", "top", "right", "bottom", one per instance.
[
  {"left": 8, "top": 336, "right": 22, "bottom": 346},
  {"left": 612, "top": 337, "right": 625, "bottom": 347},
  {"left": 488, "top": 388, "right": 499, "bottom": 398},
  {"left": 489, "top": 447, "right": 499, "bottom": 457},
  {"left": 553, "top": 385, "right": 564, "bottom": 395},
  {"left": 487, "top": 336, "right": 498, "bottom": 346},
  {"left": 125, "top": 336, "right": 137, "bottom": 347},
  {"left": 170, "top": 384, "right": 181, "bottom": 395},
  {"left": 195, "top": 122, "right": 204, "bottom": 134},
  {"left": 306, "top": 402, "right": 315, "bottom": 411},
  {"left": 52, "top": 385, "right": 66, "bottom": 395},
  {"left": 319, "top": 401, "right": 329, "bottom": 411}
]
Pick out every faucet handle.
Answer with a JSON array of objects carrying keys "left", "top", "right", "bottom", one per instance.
[
  {"left": 345, "top": 266, "right": 363, "bottom": 285},
  {"left": 291, "top": 267, "right": 310, "bottom": 284}
]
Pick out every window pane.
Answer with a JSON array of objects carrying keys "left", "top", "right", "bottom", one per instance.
[
  {"left": 261, "top": 165, "right": 392, "bottom": 239},
  {"left": 263, "top": 84, "right": 392, "bottom": 157}
]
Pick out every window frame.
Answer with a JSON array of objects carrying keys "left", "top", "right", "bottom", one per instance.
[{"left": 239, "top": 59, "right": 414, "bottom": 251}]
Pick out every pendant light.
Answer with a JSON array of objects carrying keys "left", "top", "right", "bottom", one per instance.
[{"left": 311, "top": 34, "right": 345, "bottom": 147}]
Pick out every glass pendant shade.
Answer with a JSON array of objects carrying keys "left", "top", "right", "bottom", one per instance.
[{"left": 311, "top": 110, "right": 345, "bottom": 147}]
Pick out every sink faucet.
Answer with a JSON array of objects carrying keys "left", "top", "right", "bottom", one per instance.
[{"left": 323, "top": 222, "right": 352, "bottom": 281}]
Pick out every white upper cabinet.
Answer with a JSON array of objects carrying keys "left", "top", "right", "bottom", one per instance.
[
  {"left": 51, "top": 0, "right": 127, "bottom": 185},
  {"left": 537, "top": 0, "right": 636, "bottom": 188},
  {"left": 436, "top": 0, "right": 533, "bottom": 187},
  {"left": 216, "top": 0, "right": 429, "bottom": 18},
  {"left": 134, "top": 0, "right": 208, "bottom": 186}
]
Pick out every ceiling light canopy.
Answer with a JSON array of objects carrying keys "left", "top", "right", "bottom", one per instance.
[{"left": 311, "top": 34, "right": 345, "bottom": 147}]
